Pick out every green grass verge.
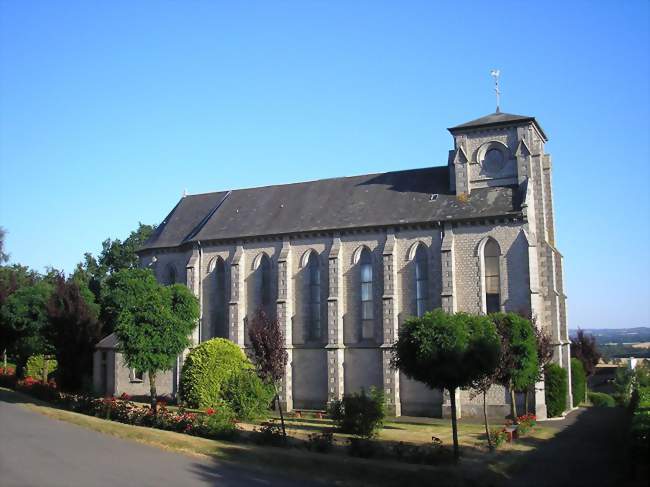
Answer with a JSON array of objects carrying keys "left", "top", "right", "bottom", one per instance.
[{"left": 1, "top": 387, "right": 557, "bottom": 487}]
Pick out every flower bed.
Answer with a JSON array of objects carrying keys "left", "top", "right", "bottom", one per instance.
[
  {"left": 491, "top": 414, "right": 537, "bottom": 448},
  {"left": 9, "top": 376, "right": 238, "bottom": 440}
]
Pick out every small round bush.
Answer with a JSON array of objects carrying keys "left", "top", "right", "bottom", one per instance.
[
  {"left": 571, "top": 358, "right": 586, "bottom": 407},
  {"left": 222, "top": 368, "right": 275, "bottom": 421},
  {"left": 180, "top": 338, "right": 251, "bottom": 409},
  {"left": 545, "top": 363, "right": 568, "bottom": 417},
  {"left": 588, "top": 391, "right": 616, "bottom": 408},
  {"left": 328, "top": 387, "right": 385, "bottom": 438}
]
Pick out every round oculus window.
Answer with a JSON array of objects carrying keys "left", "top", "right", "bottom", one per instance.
[{"left": 482, "top": 148, "right": 505, "bottom": 174}]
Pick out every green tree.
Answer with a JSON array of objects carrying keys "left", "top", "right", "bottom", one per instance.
[
  {"left": 105, "top": 269, "right": 198, "bottom": 412},
  {"left": 0, "top": 280, "right": 53, "bottom": 377},
  {"left": 45, "top": 273, "right": 103, "bottom": 391},
  {"left": 0, "top": 227, "right": 9, "bottom": 263},
  {"left": 392, "top": 309, "right": 500, "bottom": 460},
  {"left": 98, "top": 223, "right": 156, "bottom": 275},
  {"left": 0, "top": 265, "right": 38, "bottom": 370},
  {"left": 490, "top": 313, "right": 538, "bottom": 421},
  {"left": 74, "top": 223, "right": 156, "bottom": 332}
]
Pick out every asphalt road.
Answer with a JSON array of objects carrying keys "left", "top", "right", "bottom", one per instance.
[{"left": 0, "top": 393, "right": 317, "bottom": 487}]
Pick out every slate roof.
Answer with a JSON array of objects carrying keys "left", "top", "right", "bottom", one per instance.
[
  {"left": 96, "top": 333, "right": 118, "bottom": 349},
  {"left": 140, "top": 165, "right": 523, "bottom": 251},
  {"left": 448, "top": 111, "right": 547, "bottom": 140}
]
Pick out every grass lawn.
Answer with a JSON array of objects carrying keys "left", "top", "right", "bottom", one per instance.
[{"left": 2, "top": 387, "right": 559, "bottom": 486}]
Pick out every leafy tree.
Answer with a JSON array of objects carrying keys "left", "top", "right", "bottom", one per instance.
[
  {"left": 0, "top": 227, "right": 9, "bottom": 263},
  {"left": 0, "top": 265, "right": 38, "bottom": 370},
  {"left": 490, "top": 313, "right": 538, "bottom": 421},
  {"left": 74, "top": 223, "right": 156, "bottom": 333},
  {"left": 0, "top": 280, "right": 53, "bottom": 377},
  {"left": 98, "top": 223, "right": 156, "bottom": 275},
  {"left": 106, "top": 269, "right": 199, "bottom": 412},
  {"left": 571, "top": 328, "right": 601, "bottom": 377},
  {"left": 392, "top": 309, "right": 500, "bottom": 460},
  {"left": 45, "top": 273, "right": 103, "bottom": 391},
  {"left": 248, "top": 309, "right": 289, "bottom": 438}
]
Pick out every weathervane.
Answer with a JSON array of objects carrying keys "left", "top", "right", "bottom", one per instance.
[{"left": 490, "top": 69, "right": 501, "bottom": 113}]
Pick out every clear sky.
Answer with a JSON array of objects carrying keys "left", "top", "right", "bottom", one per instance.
[{"left": 1, "top": 1, "right": 648, "bottom": 329}]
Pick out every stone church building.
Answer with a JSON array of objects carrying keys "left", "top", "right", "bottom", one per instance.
[{"left": 94, "top": 111, "right": 572, "bottom": 419}]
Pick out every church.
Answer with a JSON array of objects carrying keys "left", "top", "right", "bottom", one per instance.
[{"left": 94, "top": 110, "right": 572, "bottom": 419}]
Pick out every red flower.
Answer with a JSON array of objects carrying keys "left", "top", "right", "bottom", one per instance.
[{"left": 205, "top": 408, "right": 215, "bottom": 416}]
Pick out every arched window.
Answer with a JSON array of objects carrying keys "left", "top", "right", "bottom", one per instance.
[
  {"left": 414, "top": 245, "right": 428, "bottom": 317},
  {"left": 307, "top": 252, "right": 321, "bottom": 340},
  {"left": 359, "top": 248, "right": 374, "bottom": 340},
  {"left": 166, "top": 265, "right": 177, "bottom": 285},
  {"left": 213, "top": 258, "right": 227, "bottom": 338},
  {"left": 483, "top": 239, "right": 501, "bottom": 313},
  {"left": 258, "top": 254, "right": 272, "bottom": 310}
]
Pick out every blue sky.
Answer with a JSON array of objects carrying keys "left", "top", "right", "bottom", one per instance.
[{"left": 1, "top": 1, "right": 648, "bottom": 329}]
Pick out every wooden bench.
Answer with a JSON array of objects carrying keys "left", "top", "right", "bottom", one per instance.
[{"left": 291, "top": 409, "right": 326, "bottom": 419}]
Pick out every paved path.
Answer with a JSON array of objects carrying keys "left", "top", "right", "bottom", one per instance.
[
  {"left": 507, "top": 407, "right": 628, "bottom": 487},
  {"left": 0, "top": 391, "right": 318, "bottom": 487}
]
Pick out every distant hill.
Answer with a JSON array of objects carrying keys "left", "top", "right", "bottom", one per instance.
[
  {"left": 569, "top": 327, "right": 650, "bottom": 344},
  {"left": 569, "top": 327, "right": 650, "bottom": 359}
]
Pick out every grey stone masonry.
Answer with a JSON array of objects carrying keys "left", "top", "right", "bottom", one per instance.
[
  {"left": 229, "top": 245, "right": 246, "bottom": 347},
  {"left": 381, "top": 231, "right": 400, "bottom": 416},
  {"left": 326, "top": 236, "right": 345, "bottom": 405},
  {"left": 441, "top": 224, "right": 456, "bottom": 314},
  {"left": 276, "top": 238, "right": 293, "bottom": 412}
]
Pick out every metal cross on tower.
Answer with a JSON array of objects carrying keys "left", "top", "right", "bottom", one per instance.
[{"left": 490, "top": 69, "right": 501, "bottom": 113}]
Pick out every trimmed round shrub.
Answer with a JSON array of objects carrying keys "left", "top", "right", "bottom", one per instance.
[
  {"left": 25, "top": 355, "right": 57, "bottom": 381},
  {"left": 571, "top": 358, "right": 586, "bottom": 407},
  {"left": 180, "top": 338, "right": 272, "bottom": 419},
  {"left": 222, "top": 368, "right": 275, "bottom": 421},
  {"left": 588, "top": 391, "right": 615, "bottom": 408},
  {"left": 545, "top": 363, "right": 568, "bottom": 417},
  {"left": 329, "top": 387, "right": 386, "bottom": 438}
]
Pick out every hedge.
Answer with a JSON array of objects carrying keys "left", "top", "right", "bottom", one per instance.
[
  {"left": 588, "top": 391, "right": 615, "bottom": 408},
  {"left": 570, "top": 358, "right": 586, "bottom": 407},
  {"left": 179, "top": 338, "right": 273, "bottom": 419},
  {"left": 545, "top": 363, "right": 568, "bottom": 417}
]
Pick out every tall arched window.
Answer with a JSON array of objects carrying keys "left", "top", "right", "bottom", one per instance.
[
  {"left": 483, "top": 239, "right": 501, "bottom": 313},
  {"left": 359, "top": 248, "right": 374, "bottom": 340},
  {"left": 258, "top": 254, "right": 271, "bottom": 310},
  {"left": 213, "top": 258, "right": 227, "bottom": 338},
  {"left": 414, "top": 245, "right": 429, "bottom": 317},
  {"left": 166, "top": 265, "right": 177, "bottom": 285},
  {"left": 307, "top": 252, "right": 321, "bottom": 340}
]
